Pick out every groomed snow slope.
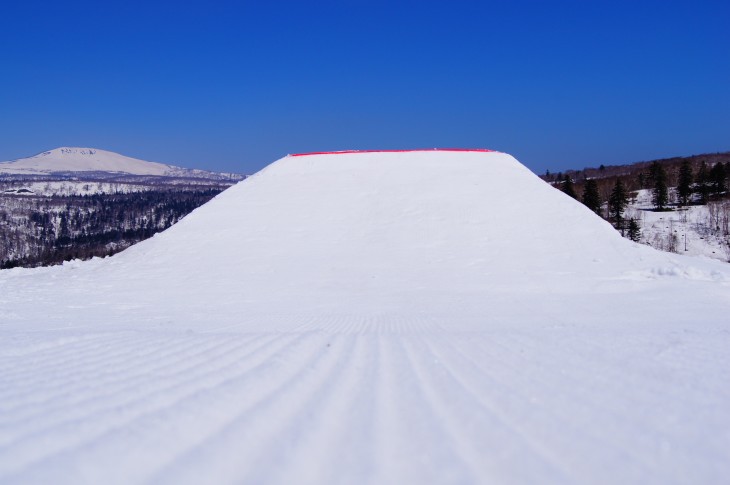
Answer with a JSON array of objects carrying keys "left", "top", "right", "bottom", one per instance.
[{"left": 1, "top": 150, "right": 729, "bottom": 484}]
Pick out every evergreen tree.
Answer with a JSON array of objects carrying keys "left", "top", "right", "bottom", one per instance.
[
  {"left": 581, "top": 179, "right": 601, "bottom": 215},
  {"left": 695, "top": 161, "right": 710, "bottom": 204},
  {"left": 59, "top": 211, "right": 69, "bottom": 239},
  {"left": 608, "top": 178, "right": 628, "bottom": 232},
  {"left": 649, "top": 161, "right": 668, "bottom": 210},
  {"left": 627, "top": 218, "right": 641, "bottom": 242},
  {"left": 709, "top": 162, "right": 727, "bottom": 197},
  {"left": 676, "top": 160, "right": 693, "bottom": 206},
  {"left": 562, "top": 175, "right": 577, "bottom": 199}
]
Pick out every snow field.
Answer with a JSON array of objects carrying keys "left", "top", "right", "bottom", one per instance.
[
  {"left": 1, "top": 319, "right": 728, "bottom": 484},
  {"left": 2, "top": 181, "right": 154, "bottom": 197},
  {"left": 627, "top": 189, "right": 730, "bottom": 262},
  {"left": 1, "top": 150, "right": 729, "bottom": 484}
]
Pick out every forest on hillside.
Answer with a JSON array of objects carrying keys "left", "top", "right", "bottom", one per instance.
[
  {"left": 0, "top": 184, "right": 226, "bottom": 268},
  {"left": 543, "top": 152, "right": 730, "bottom": 202},
  {"left": 544, "top": 152, "right": 730, "bottom": 260}
]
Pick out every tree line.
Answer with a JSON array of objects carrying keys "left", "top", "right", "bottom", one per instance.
[
  {"left": 554, "top": 158, "right": 729, "bottom": 242},
  {"left": 0, "top": 188, "right": 222, "bottom": 268}
]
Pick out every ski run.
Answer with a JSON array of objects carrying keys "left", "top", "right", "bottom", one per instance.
[{"left": 1, "top": 150, "right": 729, "bottom": 484}]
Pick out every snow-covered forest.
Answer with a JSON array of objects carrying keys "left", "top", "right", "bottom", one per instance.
[
  {"left": 0, "top": 147, "right": 243, "bottom": 268},
  {"left": 0, "top": 179, "right": 230, "bottom": 268},
  {"left": 547, "top": 152, "right": 730, "bottom": 262}
]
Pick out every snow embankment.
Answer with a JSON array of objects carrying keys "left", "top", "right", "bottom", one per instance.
[{"left": 1, "top": 150, "right": 729, "bottom": 484}]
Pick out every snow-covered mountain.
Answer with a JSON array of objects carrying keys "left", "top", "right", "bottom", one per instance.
[
  {"left": 1, "top": 150, "right": 729, "bottom": 484},
  {"left": 0, "top": 147, "right": 242, "bottom": 180}
]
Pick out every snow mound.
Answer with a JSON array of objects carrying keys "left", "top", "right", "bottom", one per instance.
[
  {"left": 3, "top": 148, "right": 728, "bottom": 321},
  {"left": 1, "top": 149, "right": 729, "bottom": 484},
  {"left": 99, "top": 150, "right": 724, "bottom": 313}
]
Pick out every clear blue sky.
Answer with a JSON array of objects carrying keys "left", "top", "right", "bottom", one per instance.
[{"left": 1, "top": 0, "right": 728, "bottom": 174}]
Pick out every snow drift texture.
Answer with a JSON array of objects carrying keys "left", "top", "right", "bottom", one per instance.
[{"left": 1, "top": 150, "right": 729, "bottom": 484}]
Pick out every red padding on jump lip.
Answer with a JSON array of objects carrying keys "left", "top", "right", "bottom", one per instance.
[{"left": 290, "top": 148, "right": 496, "bottom": 157}]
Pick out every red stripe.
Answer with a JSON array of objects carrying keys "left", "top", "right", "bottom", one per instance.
[{"left": 290, "top": 148, "right": 495, "bottom": 157}]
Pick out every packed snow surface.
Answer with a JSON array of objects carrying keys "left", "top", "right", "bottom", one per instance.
[{"left": 1, "top": 150, "right": 729, "bottom": 484}]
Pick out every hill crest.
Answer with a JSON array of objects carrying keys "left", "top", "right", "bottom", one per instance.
[{"left": 0, "top": 146, "right": 242, "bottom": 180}]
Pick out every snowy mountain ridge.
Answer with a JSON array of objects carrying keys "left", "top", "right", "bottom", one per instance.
[{"left": 0, "top": 146, "right": 242, "bottom": 180}]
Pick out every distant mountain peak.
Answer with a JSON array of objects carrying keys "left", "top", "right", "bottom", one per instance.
[
  {"left": 0, "top": 147, "right": 244, "bottom": 181},
  {"left": 41, "top": 147, "right": 99, "bottom": 156}
]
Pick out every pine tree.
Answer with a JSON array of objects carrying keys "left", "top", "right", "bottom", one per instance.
[
  {"left": 649, "top": 161, "right": 668, "bottom": 210},
  {"left": 677, "top": 160, "right": 693, "bottom": 206},
  {"left": 581, "top": 179, "right": 601, "bottom": 215},
  {"left": 562, "top": 175, "right": 577, "bottom": 199},
  {"left": 608, "top": 178, "right": 628, "bottom": 232},
  {"left": 627, "top": 218, "right": 641, "bottom": 242},
  {"left": 695, "top": 161, "right": 710, "bottom": 204}
]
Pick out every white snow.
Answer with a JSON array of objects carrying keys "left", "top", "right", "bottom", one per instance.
[
  {"left": 0, "top": 147, "right": 176, "bottom": 176},
  {"left": 1, "top": 150, "right": 729, "bottom": 484},
  {"left": 627, "top": 189, "right": 730, "bottom": 262},
  {"left": 0, "top": 147, "right": 234, "bottom": 179},
  {"left": 2, "top": 180, "right": 154, "bottom": 197}
]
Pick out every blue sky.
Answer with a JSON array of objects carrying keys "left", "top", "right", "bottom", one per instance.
[{"left": 1, "top": 0, "right": 728, "bottom": 174}]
